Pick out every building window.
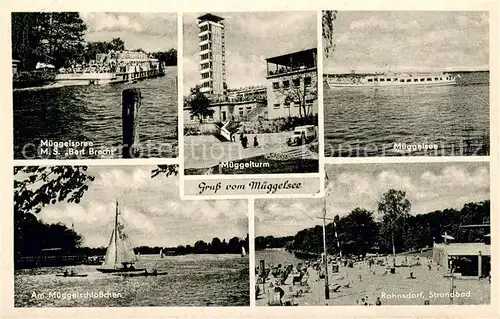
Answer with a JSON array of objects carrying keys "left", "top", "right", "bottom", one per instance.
[
  {"left": 273, "top": 103, "right": 280, "bottom": 109},
  {"left": 200, "top": 43, "right": 209, "bottom": 51},
  {"left": 272, "top": 82, "right": 279, "bottom": 89},
  {"left": 427, "top": 78, "right": 432, "bottom": 81},
  {"left": 374, "top": 78, "right": 378, "bottom": 82},
  {"left": 239, "top": 107, "right": 244, "bottom": 117},
  {"left": 413, "top": 79, "right": 418, "bottom": 82},
  {"left": 434, "top": 77, "right": 439, "bottom": 80},
  {"left": 208, "top": 113, "right": 213, "bottom": 120},
  {"left": 400, "top": 79, "right": 405, "bottom": 82},
  {"left": 393, "top": 78, "right": 398, "bottom": 81},
  {"left": 190, "top": 114, "right": 194, "bottom": 121},
  {"left": 420, "top": 78, "right": 425, "bottom": 82},
  {"left": 367, "top": 79, "right": 373, "bottom": 82},
  {"left": 293, "top": 78, "right": 301, "bottom": 86},
  {"left": 283, "top": 80, "right": 290, "bottom": 88},
  {"left": 201, "top": 53, "right": 210, "bottom": 60},
  {"left": 200, "top": 34, "right": 209, "bottom": 42},
  {"left": 304, "top": 76, "right": 312, "bottom": 86},
  {"left": 406, "top": 79, "right": 411, "bottom": 82},
  {"left": 386, "top": 78, "right": 391, "bottom": 82},
  {"left": 246, "top": 106, "right": 252, "bottom": 113},
  {"left": 284, "top": 101, "right": 290, "bottom": 108},
  {"left": 380, "top": 78, "right": 385, "bottom": 82},
  {"left": 201, "top": 72, "right": 210, "bottom": 79},
  {"left": 201, "top": 62, "right": 210, "bottom": 70},
  {"left": 199, "top": 24, "right": 209, "bottom": 32}
]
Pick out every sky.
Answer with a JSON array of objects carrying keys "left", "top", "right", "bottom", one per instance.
[
  {"left": 80, "top": 13, "right": 177, "bottom": 52},
  {"left": 256, "top": 162, "right": 489, "bottom": 237},
  {"left": 183, "top": 11, "right": 317, "bottom": 95},
  {"left": 324, "top": 11, "right": 489, "bottom": 73},
  {"left": 36, "top": 166, "right": 247, "bottom": 248}
]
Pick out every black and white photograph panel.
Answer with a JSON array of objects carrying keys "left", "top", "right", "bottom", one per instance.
[
  {"left": 14, "top": 165, "right": 250, "bottom": 307},
  {"left": 12, "top": 13, "right": 178, "bottom": 159},
  {"left": 255, "top": 162, "right": 490, "bottom": 306},
  {"left": 322, "top": 11, "right": 489, "bottom": 157},
  {"left": 183, "top": 12, "right": 319, "bottom": 175}
]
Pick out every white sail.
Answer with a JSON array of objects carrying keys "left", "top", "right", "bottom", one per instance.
[
  {"left": 100, "top": 201, "right": 138, "bottom": 269},
  {"left": 241, "top": 246, "right": 247, "bottom": 256}
]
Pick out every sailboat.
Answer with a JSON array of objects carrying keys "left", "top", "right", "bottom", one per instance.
[
  {"left": 160, "top": 248, "right": 164, "bottom": 258},
  {"left": 97, "top": 200, "right": 145, "bottom": 273},
  {"left": 241, "top": 246, "right": 247, "bottom": 257}
]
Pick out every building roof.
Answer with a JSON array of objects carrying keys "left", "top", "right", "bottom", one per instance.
[
  {"left": 434, "top": 243, "right": 491, "bottom": 256},
  {"left": 198, "top": 13, "right": 224, "bottom": 23},
  {"left": 266, "top": 48, "right": 317, "bottom": 64}
]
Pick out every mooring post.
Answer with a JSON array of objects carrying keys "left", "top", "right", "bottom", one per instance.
[{"left": 122, "top": 88, "right": 141, "bottom": 158}]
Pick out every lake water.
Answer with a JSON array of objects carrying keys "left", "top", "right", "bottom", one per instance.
[
  {"left": 13, "top": 67, "right": 178, "bottom": 159},
  {"left": 324, "top": 72, "right": 489, "bottom": 157},
  {"left": 15, "top": 254, "right": 249, "bottom": 307},
  {"left": 255, "top": 249, "right": 305, "bottom": 268}
]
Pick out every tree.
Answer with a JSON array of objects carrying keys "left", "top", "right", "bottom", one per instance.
[
  {"left": 194, "top": 240, "right": 208, "bottom": 253},
  {"left": 340, "top": 208, "right": 378, "bottom": 257},
  {"left": 110, "top": 37, "right": 125, "bottom": 51},
  {"left": 280, "top": 76, "right": 317, "bottom": 119},
  {"left": 151, "top": 49, "right": 177, "bottom": 66},
  {"left": 11, "top": 13, "right": 88, "bottom": 68},
  {"left": 377, "top": 189, "right": 411, "bottom": 265},
  {"left": 322, "top": 11, "right": 337, "bottom": 59},
  {"left": 185, "top": 85, "right": 214, "bottom": 123}
]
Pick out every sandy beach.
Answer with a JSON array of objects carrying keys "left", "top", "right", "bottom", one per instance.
[{"left": 256, "top": 253, "right": 490, "bottom": 306}]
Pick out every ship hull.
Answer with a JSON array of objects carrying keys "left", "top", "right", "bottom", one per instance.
[
  {"left": 325, "top": 73, "right": 457, "bottom": 88},
  {"left": 96, "top": 267, "right": 146, "bottom": 273},
  {"left": 325, "top": 80, "right": 456, "bottom": 88},
  {"left": 54, "top": 69, "right": 163, "bottom": 86}
]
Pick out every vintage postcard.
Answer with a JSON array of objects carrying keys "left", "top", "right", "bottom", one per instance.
[
  {"left": 323, "top": 11, "right": 490, "bottom": 157},
  {"left": 182, "top": 12, "right": 319, "bottom": 176},
  {"left": 13, "top": 165, "right": 249, "bottom": 307},
  {"left": 1, "top": 1, "right": 499, "bottom": 319},
  {"left": 255, "top": 162, "right": 491, "bottom": 306},
  {"left": 12, "top": 12, "right": 178, "bottom": 159}
]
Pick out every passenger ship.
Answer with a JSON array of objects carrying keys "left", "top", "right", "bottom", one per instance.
[
  {"left": 54, "top": 51, "right": 164, "bottom": 86},
  {"left": 325, "top": 72, "right": 457, "bottom": 88}
]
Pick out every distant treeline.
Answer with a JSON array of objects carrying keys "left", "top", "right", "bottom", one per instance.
[
  {"left": 15, "top": 212, "right": 83, "bottom": 260},
  {"left": 12, "top": 12, "right": 177, "bottom": 70},
  {"left": 256, "top": 196, "right": 490, "bottom": 258},
  {"left": 15, "top": 211, "right": 247, "bottom": 258}
]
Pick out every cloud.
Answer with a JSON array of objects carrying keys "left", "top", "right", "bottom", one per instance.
[
  {"left": 81, "top": 13, "right": 177, "bottom": 52},
  {"left": 349, "top": 16, "right": 420, "bottom": 31},
  {"left": 325, "top": 11, "right": 488, "bottom": 72},
  {"left": 37, "top": 166, "right": 247, "bottom": 248},
  {"left": 82, "top": 13, "right": 145, "bottom": 33},
  {"left": 256, "top": 163, "right": 489, "bottom": 237}
]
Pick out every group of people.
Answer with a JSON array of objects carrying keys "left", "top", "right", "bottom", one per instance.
[
  {"left": 357, "top": 296, "right": 382, "bottom": 306},
  {"left": 58, "top": 60, "right": 157, "bottom": 75},
  {"left": 238, "top": 133, "right": 258, "bottom": 149}
]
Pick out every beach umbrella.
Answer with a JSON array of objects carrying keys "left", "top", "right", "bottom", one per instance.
[{"left": 441, "top": 232, "right": 455, "bottom": 244}]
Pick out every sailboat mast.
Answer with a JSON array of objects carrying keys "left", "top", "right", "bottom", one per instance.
[{"left": 115, "top": 199, "right": 118, "bottom": 265}]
